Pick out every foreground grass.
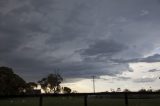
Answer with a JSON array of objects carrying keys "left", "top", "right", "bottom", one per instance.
[
  {"left": 0, "top": 97, "right": 160, "bottom": 106},
  {"left": 88, "top": 98, "right": 125, "bottom": 106},
  {"left": 0, "top": 97, "right": 39, "bottom": 106},
  {"left": 129, "top": 99, "right": 160, "bottom": 106}
]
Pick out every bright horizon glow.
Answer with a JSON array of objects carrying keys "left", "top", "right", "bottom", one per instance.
[{"left": 62, "top": 62, "right": 160, "bottom": 93}]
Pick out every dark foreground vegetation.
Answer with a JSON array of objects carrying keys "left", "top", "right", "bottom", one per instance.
[
  {"left": 0, "top": 92, "right": 160, "bottom": 106},
  {"left": 0, "top": 66, "right": 72, "bottom": 95}
]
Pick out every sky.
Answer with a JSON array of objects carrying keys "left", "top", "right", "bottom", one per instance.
[{"left": 0, "top": 0, "right": 160, "bottom": 92}]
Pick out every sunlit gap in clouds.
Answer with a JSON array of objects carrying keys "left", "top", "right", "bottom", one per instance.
[{"left": 61, "top": 62, "right": 160, "bottom": 93}]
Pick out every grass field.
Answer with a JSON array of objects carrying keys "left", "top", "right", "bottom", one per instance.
[{"left": 0, "top": 97, "right": 160, "bottom": 106}]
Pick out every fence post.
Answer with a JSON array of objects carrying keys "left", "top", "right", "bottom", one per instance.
[
  {"left": 124, "top": 93, "right": 128, "bottom": 106},
  {"left": 84, "top": 95, "right": 88, "bottom": 106},
  {"left": 39, "top": 95, "right": 43, "bottom": 106}
]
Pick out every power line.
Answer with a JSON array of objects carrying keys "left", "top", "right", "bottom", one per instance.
[
  {"left": 92, "top": 76, "right": 95, "bottom": 93},
  {"left": 91, "top": 76, "right": 109, "bottom": 93}
]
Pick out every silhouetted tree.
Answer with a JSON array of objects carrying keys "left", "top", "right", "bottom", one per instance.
[
  {"left": 110, "top": 88, "right": 115, "bottom": 92},
  {"left": 25, "top": 82, "right": 38, "bottom": 94},
  {"left": 116, "top": 88, "right": 121, "bottom": 92},
  {"left": 26, "top": 82, "right": 37, "bottom": 89},
  {"left": 147, "top": 87, "right": 153, "bottom": 92},
  {"left": 123, "top": 89, "right": 131, "bottom": 92},
  {"left": 138, "top": 89, "right": 147, "bottom": 92},
  {"left": 38, "top": 73, "right": 63, "bottom": 93},
  {"left": 155, "top": 89, "right": 160, "bottom": 92},
  {"left": 63, "top": 87, "right": 72, "bottom": 93},
  {"left": 72, "top": 90, "right": 78, "bottom": 93},
  {"left": 0, "top": 66, "right": 26, "bottom": 95}
]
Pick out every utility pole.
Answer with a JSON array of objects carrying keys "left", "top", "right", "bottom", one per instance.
[{"left": 92, "top": 76, "right": 95, "bottom": 93}]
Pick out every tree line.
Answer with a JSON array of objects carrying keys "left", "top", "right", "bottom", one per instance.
[
  {"left": 0, "top": 66, "right": 72, "bottom": 95},
  {"left": 0, "top": 66, "right": 160, "bottom": 95}
]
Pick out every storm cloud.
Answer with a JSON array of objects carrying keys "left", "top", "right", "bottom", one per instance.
[
  {"left": 133, "top": 77, "right": 157, "bottom": 83},
  {"left": 112, "top": 54, "right": 160, "bottom": 63},
  {"left": 148, "top": 69, "right": 160, "bottom": 72},
  {"left": 0, "top": 0, "right": 160, "bottom": 82}
]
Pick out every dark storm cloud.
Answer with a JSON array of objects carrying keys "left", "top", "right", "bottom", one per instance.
[
  {"left": 0, "top": 0, "right": 160, "bottom": 82},
  {"left": 111, "top": 54, "right": 160, "bottom": 63},
  {"left": 141, "top": 54, "right": 160, "bottom": 63},
  {"left": 133, "top": 77, "right": 156, "bottom": 83},
  {"left": 117, "top": 76, "right": 131, "bottom": 80},
  {"left": 111, "top": 76, "right": 131, "bottom": 81},
  {"left": 148, "top": 69, "right": 160, "bottom": 72},
  {"left": 79, "top": 40, "right": 127, "bottom": 57}
]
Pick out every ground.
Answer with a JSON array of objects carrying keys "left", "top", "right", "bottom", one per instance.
[{"left": 0, "top": 96, "right": 160, "bottom": 106}]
